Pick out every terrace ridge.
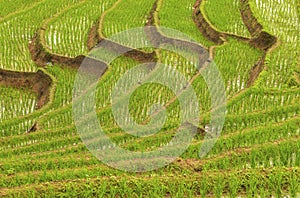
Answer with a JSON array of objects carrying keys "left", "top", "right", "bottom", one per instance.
[{"left": 0, "top": 68, "right": 52, "bottom": 109}]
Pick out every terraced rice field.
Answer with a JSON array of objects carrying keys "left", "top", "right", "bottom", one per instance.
[{"left": 0, "top": 0, "right": 299, "bottom": 197}]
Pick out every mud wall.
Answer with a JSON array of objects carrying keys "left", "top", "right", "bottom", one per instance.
[{"left": 0, "top": 69, "right": 52, "bottom": 109}]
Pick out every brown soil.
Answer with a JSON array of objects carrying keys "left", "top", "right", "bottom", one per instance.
[
  {"left": 30, "top": 20, "right": 157, "bottom": 69},
  {"left": 87, "top": 19, "right": 101, "bottom": 51},
  {"left": 87, "top": 18, "right": 157, "bottom": 63},
  {"left": 193, "top": 0, "right": 226, "bottom": 45},
  {"left": 191, "top": 0, "right": 277, "bottom": 87},
  {"left": 24, "top": 0, "right": 278, "bottom": 112},
  {"left": 145, "top": 0, "right": 158, "bottom": 26},
  {"left": 145, "top": 0, "right": 209, "bottom": 66},
  {"left": 27, "top": 122, "right": 38, "bottom": 133},
  {"left": 239, "top": 0, "right": 278, "bottom": 86},
  {"left": 29, "top": 33, "right": 85, "bottom": 69},
  {"left": 25, "top": 29, "right": 109, "bottom": 112},
  {"left": 249, "top": 31, "right": 277, "bottom": 51},
  {"left": 240, "top": 0, "right": 263, "bottom": 37},
  {"left": 94, "top": 39, "right": 157, "bottom": 63},
  {"left": 246, "top": 57, "right": 265, "bottom": 86},
  {"left": 26, "top": 6, "right": 159, "bottom": 112},
  {"left": 240, "top": 0, "right": 277, "bottom": 51},
  {"left": 0, "top": 69, "right": 52, "bottom": 109}
]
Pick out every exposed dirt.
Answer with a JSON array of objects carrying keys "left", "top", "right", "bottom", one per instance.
[
  {"left": 0, "top": 69, "right": 52, "bottom": 109},
  {"left": 145, "top": 0, "right": 210, "bottom": 66},
  {"left": 249, "top": 31, "right": 277, "bottom": 51},
  {"left": 29, "top": 33, "right": 85, "bottom": 69},
  {"left": 145, "top": 0, "right": 158, "bottom": 26},
  {"left": 239, "top": 0, "right": 278, "bottom": 86},
  {"left": 191, "top": 0, "right": 277, "bottom": 87},
  {"left": 240, "top": 0, "right": 277, "bottom": 51},
  {"left": 27, "top": 122, "right": 39, "bottom": 133},
  {"left": 26, "top": 6, "right": 158, "bottom": 113},
  {"left": 87, "top": 18, "right": 157, "bottom": 63},
  {"left": 30, "top": 17, "right": 157, "bottom": 68},
  {"left": 87, "top": 19, "right": 101, "bottom": 51},
  {"left": 239, "top": 0, "right": 263, "bottom": 37},
  {"left": 247, "top": 57, "right": 265, "bottom": 86},
  {"left": 25, "top": 0, "right": 278, "bottom": 109},
  {"left": 193, "top": 0, "right": 225, "bottom": 45}
]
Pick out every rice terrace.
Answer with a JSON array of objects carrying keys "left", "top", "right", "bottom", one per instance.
[{"left": 0, "top": 0, "right": 300, "bottom": 197}]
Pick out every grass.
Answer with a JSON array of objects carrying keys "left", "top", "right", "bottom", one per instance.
[
  {"left": 158, "top": 0, "right": 214, "bottom": 47},
  {"left": 250, "top": 0, "right": 300, "bottom": 88},
  {"left": 102, "top": 0, "right": 156, "bottom": 37},
  {"left": 0, "top": 87, "right": 36, "bottom": 122},
  {"left": 0, "top": 0, "right": 299, "bottom": 197},
  {"left": 45, "top": 0, "right": 115, "bottom": 57},
  {"left": 203, "top": 0, "right": 251, "bottom": 37}
]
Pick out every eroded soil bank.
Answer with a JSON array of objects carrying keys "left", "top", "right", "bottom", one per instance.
[
  {"left": 192, "top": 0, "right": 277, "bottom": 86},
  {"left": 0, "top": 69, "right": 52, "bottom": 109},
  {"left": 239, "top": 0, "right": 277, "bottom": 86},
  {"left": 145, "top": 0, "right": 210, "bottom": 66},
  {"left": 29, "top": 33, "right": 85, "bottom": 69},
  {"left": 193, "top": 0, "right": 226, "bottom": 44},
  {"left": 87, "top": 19, "right": 157, "bottom": 63},
  {"left": 240, "top": 0, "right": 277, "bottom": 51}
]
